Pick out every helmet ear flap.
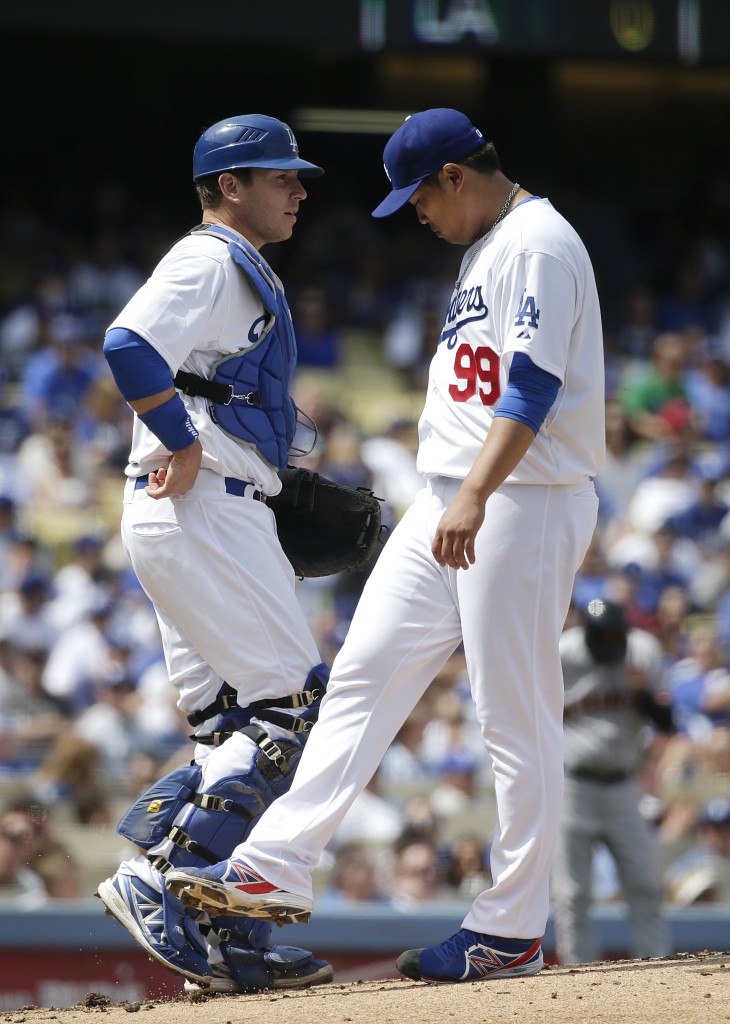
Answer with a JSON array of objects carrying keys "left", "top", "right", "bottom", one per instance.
[{"left": 583, "top": 599, "right": 628, "bottom": 664}]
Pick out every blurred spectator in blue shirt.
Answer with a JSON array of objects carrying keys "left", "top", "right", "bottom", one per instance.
[
  {"left": 0, "top": 271, "right": 70, "bottom": 382},
  {"left": 666, "top": 622, "right": 730, "bottom": 742},
  {"left": 685, "top": 337, "right": 730, "bottom": 443},
  {"left": 0, "top": 570, "right": 58, "bottom": 655},
  {"left": 18, "top": 314, "right": 102, "bottom": 432},
  {"left": 663, "top": 464, "right": 729, "bottom": 548},
  {"left": 610, "top": 525, "right": 696, "bottom": 622}
]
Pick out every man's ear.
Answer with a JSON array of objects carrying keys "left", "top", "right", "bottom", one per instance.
[
  {"left": 441, "top": 162, "right": 465, "bottom": 191},
  {"left": 218, "top": 172, "right": 239, "bottom": 198}
]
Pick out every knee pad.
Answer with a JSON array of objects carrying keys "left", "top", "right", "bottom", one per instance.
[{"left": 116, "top": 726, "right": 304, "bottom": 871}]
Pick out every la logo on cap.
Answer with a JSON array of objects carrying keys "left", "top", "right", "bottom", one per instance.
[{"left": 285, "top": 126, "right": 299, "bottom": 154}]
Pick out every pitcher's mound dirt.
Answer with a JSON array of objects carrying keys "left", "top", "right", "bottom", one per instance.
[{"left": 7, "top": 951, "right": 728, "bottom": 1024}]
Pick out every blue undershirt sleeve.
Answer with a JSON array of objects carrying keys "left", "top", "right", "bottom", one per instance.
[
  {"left": 494, "top": 351, "right": 561, "bottom": 434},
  {"left": 103, "top": 327, "right": 175, "bottom": 402},
  {"left": 104, "top": 327, "right": 198, "bottom": 451}
]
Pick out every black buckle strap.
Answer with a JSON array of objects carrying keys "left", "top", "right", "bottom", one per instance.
[
  {"left": 195, "top": 921, "right": 237, "bottom": 947},
  {"left": 150, "top": 855, "right": 174, "bottom": 876},
  {"left": 168, "top": 826, "right": 219, "bottom": 865},
  {"left": 248, "top": 684, "right": 325, "bottom": 713},
  {"left": 148, "top": 789, "right": 257, "bottom": 877},
  {"left": 188, "top": 682, "right": 324, "bottom": 730},
  {"left": 191, "top": 792, "right": 253, "bottom": 819},
  {"left": 187, "top": 685, "right": 239, "bottom": 728},
  {"left": 174, "top": 369, "right": 260, "bottom": 408},
  {"left": 192, "top": 711, "right": 314, "bottom": 744},
  {"left": 259, "top": 708, "right": 314, "bottom": 734},
  {"left": 245, "top": 724, "right": 291, "bottom": 773},
  {"left": 191, "top": 723, "right": 293, "bottom": 774},
  {"left": 193, "top": 727, "right": 236, "bottom": 746}
]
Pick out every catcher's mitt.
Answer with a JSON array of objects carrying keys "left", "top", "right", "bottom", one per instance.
[{"left": 268, "top": 467, "right": 383, "bottom": 578}]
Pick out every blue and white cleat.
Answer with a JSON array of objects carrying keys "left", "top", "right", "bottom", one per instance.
[
  {"left": 96, "top": 873, "right": 213, "bottom": 984},
  {"left": 165, "top": 859, "right": 313, "bottom": 924},
  {"left": 396, "top": 928, "right": 543, "bottom": 984}
]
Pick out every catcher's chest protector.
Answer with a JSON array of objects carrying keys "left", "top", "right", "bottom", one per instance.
[{"left": 194, "top": 225, "right": 298, "bottom": 470}]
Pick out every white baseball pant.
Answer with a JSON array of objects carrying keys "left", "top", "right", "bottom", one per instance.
[{"left": 234, "top": 475, "right": 598, "bottom": 939}]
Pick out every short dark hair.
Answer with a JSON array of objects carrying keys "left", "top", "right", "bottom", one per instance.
[
  {"left": 422, "top": 141, "right": 502, "bottom": 189},
  {"left": 195, "top": 167, "right": 254, "bottom": 209},
  {"left": 461, "top": 141, "right": 502, "bottom": 173}
]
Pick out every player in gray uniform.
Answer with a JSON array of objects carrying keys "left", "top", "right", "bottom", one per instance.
[
  {"left": 165, "top": 108, "right": 605, "bottom": 984},
  {"left": 552, "top": 598, "right": 673, "bottom": 963},
  {"left": 94, "top": 114, "right": 333, "bottom": 994}
]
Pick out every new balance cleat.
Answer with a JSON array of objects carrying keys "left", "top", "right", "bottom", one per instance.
[
  {"left": 96, "top": 873, "right": 212, "bottom": 984},
  {"left": 165, "top": 859, "right": 313, "bottom": 924},
  {"left": 396, "top": 928, "right": 543, "bottom": 984},
  {"left": 183, "top": 944, "right": 334, "bottom": 994}
]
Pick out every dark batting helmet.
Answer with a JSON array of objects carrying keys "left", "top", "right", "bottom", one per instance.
[
  {"left": 582, "top": 598, "right": 628, "bottom": 664},
  {"left": 193, "top": 114, "right": 323, "bottom": 181}
]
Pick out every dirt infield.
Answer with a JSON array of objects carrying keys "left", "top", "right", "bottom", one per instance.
[{"left": 6, "top": 951, "right": 728, "bottom": 1024}]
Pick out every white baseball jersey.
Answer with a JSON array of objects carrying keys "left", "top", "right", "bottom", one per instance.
[
  {"left": 108, "top": 230, "right": 281, "bottom": 495},
  {"left": 418, "top": 197, "right": 605, "bottom": 484}
]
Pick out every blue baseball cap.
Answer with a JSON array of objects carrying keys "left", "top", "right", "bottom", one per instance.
[{"left": 372, "top": 109, "right": 485, "bottom": 218}]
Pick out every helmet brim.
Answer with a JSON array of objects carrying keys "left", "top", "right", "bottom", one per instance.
[{"left": 194, "top": 157, "right": 323, "bottom": 181}]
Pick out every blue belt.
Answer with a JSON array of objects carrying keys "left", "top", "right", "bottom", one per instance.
[{"left": 134, "top": 476, "right": 264, "bottom": 501}]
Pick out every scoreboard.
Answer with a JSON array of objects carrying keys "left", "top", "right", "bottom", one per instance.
[{"left": 0, "top": 1, "right": 725, "bottom": 66}]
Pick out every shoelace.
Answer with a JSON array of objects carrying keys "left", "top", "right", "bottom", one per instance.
[{"left": 435, "top": 929, "right": 484, "bottom": 960}]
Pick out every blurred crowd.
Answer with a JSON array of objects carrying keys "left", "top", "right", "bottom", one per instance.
[{"left": 0, "top": 176, "right": 729, "bottom": 950}]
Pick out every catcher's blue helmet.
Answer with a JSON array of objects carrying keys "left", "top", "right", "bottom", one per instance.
[{"left": 193, "top": 114, "right": 323, "bottom": 181}]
